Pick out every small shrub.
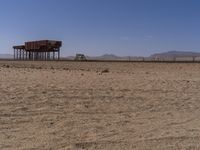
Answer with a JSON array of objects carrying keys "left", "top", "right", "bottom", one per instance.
[
  {"left": 101, "top": 68, "right": 109, "bottom": 73},
  {"left": 3, "top": 64, "right": 10, "bottom": 68}
]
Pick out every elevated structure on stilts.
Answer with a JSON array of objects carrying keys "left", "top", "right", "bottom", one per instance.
[{"left": 13, "top": 40, "right": 62, "bottom": 60}]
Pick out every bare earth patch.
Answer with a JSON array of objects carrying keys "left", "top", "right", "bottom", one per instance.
[{"left": 0, "top": 61, "right": 200, "bottom": 150}]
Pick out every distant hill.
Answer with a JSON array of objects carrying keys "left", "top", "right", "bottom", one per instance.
[
  {"left": 89, "top": 54, "right": 123, "bottom": 60},
  {"left": 64, "top": 51, "right": 200, "bottom": 61},
  {"left": 63, "top": 54, "right": 120, "bottom": 60},
  {"left": 63, "top": 54, "right": 144, "bottom": 61},
  {"left": 0, "top": 54, "right": 13, "bottom": 59},
  {"left": 150, "top": 51, "right": 200, "bottom": 59}
]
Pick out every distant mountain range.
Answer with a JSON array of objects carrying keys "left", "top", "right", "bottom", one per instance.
[
  {"left": 64, "top": 54, "right": 144, "bottom": 60},
  {"left": 64, "top": 51, "right": 200, "bottom": 60},
  {"left": 150, "top": 51, "right": 200, "bottom": 58},
  {"left": 1, "top": 51, "right": 200, "bottom": 60}
]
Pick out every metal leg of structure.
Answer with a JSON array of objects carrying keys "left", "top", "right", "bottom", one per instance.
[
  {"left": 18, "top": 49, "right": 20, "bottom": 60},
  {"left": 17, "top": 49, "right": 18, "bottom": 60},
  {"left": 19, "top": 49, "right": 21, "bottom": 60},
  {"left": 23, "top": 50, "right": 24, "bottom": 60},
  {"left": 58, "top": 48, "right": 60, "bottom": 60},
  {"left": 28, "top": 51, "right": 30, "bottom": 60},
  {"left": 14, "top": 49, "right": 15, "bottom": 60},
  {"left": 16, "top": 49, "right": 18, "bottom": 60},
  {"left": 17, "top": 49, "right": 19, "bottom": 60},
  {"left": 53, "top": 51, "right": 55, "bottom": 60},
  {"left": 44, "top": 52, "right": 45, "bottom": 60},
  {"left": 29, "top": 52, "right": 33, "bottom": 60},
  {"left": 33, "top": 52, "right": 35, "bottom": 61},
  {"left": 47, "top": 52, "right": 49, "bottom": 60},
  {"left": 26, "top": 50, "right": 27, "bottom": 60}
]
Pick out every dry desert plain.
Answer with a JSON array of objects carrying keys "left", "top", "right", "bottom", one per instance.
[{"left": 1, "top": 61, "right": 200, "bottom": 150}]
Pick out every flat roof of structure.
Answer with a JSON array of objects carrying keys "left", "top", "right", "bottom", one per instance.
[{"left": 13, "top": 45, "right": 25, "bottom": 49}]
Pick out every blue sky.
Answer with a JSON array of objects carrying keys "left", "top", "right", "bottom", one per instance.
[{"left": 0, "top": 0, "right": 200, "bottom": 56}]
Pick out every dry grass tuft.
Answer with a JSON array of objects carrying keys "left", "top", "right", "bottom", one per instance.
[{"left": 101, "top": 68, "right": 109, "bottom": 73}]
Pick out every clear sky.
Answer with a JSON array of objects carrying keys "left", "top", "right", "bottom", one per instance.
[{"left": 0, "top": 0, "right": 200, "bottom": 56}]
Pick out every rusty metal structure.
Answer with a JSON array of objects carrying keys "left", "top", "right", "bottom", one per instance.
[{"left": 13, "top": 40, "right": 62, "bottom": 60}]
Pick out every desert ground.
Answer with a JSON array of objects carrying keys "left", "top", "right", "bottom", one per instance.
[{"left": 1, "top": 61, "right": 200, "bottom": 150}]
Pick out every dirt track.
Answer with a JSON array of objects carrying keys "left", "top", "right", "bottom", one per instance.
[{"left": 1, "top": 61, "right": 200, "bottom": 150}]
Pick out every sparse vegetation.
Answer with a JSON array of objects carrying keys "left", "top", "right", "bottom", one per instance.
[{"left": 101, "top": 68, "right": 109, "bottom": 73}]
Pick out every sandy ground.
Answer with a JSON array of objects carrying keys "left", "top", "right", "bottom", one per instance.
[{"left": 1, "top": 61, "right": 200, "bottom": 150}]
